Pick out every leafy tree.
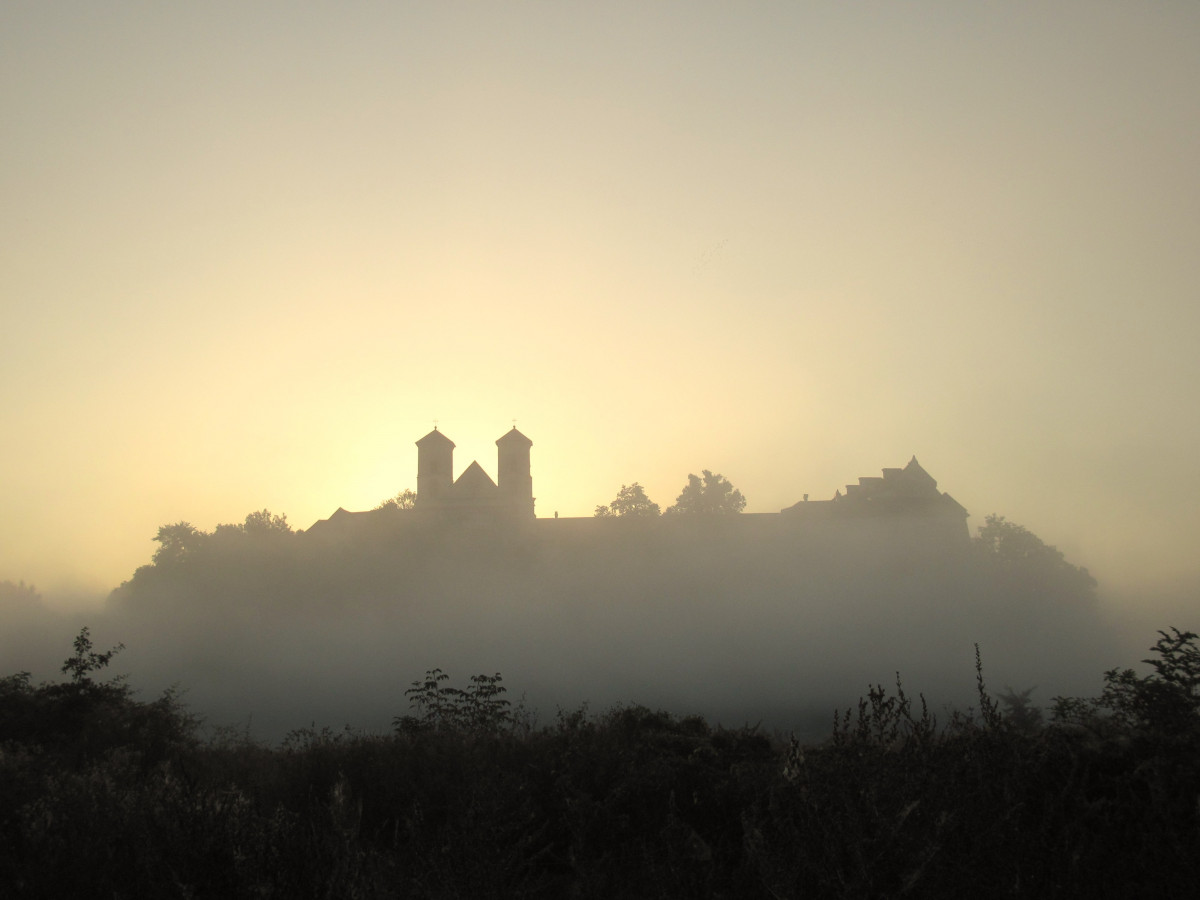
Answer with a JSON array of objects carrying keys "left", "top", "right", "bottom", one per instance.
[
  {"left": 209, "top": 509, "right": 293, "bottom": 538},
  {"left": 376, "top": 488, "right": 418, "bottom": 511},
  {"left": 152, "top": 522, "right": 208, "bottom": 565},
  {"left": 974, "top": 514, "right": 1096, "bottom": 600},
  {"left": 243, "top": 509, "right": 292, "bottom": 535},
  {"left": 594, "top": 483, "right": 660, "bottom": 518},
  {"left": 665, "top": 470, "right": 746, "bottom": 515},
  {"left": 975, "top": 514, "right": 1060, "bottom": 563}
]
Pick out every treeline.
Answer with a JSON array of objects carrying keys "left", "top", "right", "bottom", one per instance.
[
  {"left": 110, "top": 506, "right": 1097, "bottom": 612},
  {"left": 2, "top": 628, "right": 1198, "bottom": 897},
  {"left": 81, "top": 507, "right": 1113, "bottom": 742}
]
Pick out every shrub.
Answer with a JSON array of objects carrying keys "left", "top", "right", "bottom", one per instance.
[
  {"left": 395, "top": 668, "right": 513, "bottom": 734},
  {"left": 0, "top": 628, "right": 195, "bottom": 767},
  {"left": 1053, "top": 627, "right": 1200, "bottom": 739}
]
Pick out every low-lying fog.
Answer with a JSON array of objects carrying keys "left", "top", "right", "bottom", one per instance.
[{"left": 6, "top": 512, "right": 1182, "bottom": 744}]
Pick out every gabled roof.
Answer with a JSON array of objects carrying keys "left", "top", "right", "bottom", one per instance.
[
  {"left": 496, "top": 426, "right": 532, "bottom": 447},
  {"left": 903, "top": 456, "right": 937, "bottom": 489},
  {"left": 416, "top": 428, "right": 455, "bottom": 448},
  {"left": 453, "top": 460, "right": 498, "bottom": 491}
]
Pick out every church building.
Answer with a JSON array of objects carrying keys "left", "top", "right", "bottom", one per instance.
[{"left": 415, "top": 426, "right": 535, "bottom": 521}]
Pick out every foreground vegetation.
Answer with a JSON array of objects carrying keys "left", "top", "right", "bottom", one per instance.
[{"left": 2, "top": 629, "right": 1198, "bottom": 898}]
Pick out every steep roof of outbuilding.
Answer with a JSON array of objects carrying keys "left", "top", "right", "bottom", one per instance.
[
  {"left": 495, "top": 426, "right": 532, "bottom": 447},
  {"left": 416, "top": 427, "right": 455, "bottom": 448}
]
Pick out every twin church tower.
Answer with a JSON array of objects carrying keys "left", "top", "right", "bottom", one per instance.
[{"left": 415, "top": 427, "right": 534, "bottom": 520}]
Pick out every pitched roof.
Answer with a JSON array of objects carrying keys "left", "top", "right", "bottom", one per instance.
[
  {"left": 495, "top": 426, "right": 532, "bottom": 447},
  {"left": 939, "top": 492, "right": 969, "bottom": 516},
  {"left": 416, "top": 428, "right": 455, "bottom": 448},
  {"left": 903, "top": 456, "right": 937, "bottom": 489},
  {"left": 454, "top": 460, "right": 498, "bottom": 491}
]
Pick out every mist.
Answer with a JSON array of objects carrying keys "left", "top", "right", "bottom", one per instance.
[{"left": 1, "top": 499, "right": 1136, "bottom": 743}]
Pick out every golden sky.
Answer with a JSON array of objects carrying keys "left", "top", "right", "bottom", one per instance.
[{"left": 2, "top": 2, "right": 1198, "bottom": 606}]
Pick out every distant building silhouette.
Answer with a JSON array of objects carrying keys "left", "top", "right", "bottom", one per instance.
[
  {"left": 414, "top": 426, "right": 535, "bottom": 522},
  {"left": 305, "top": 428, "right": 968, "bottom": 548},
  {"left": 784, "top": 455, "right": 967, "bottom": 520}
]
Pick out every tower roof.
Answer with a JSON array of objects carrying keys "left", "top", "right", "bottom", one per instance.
[
  {"left": 496, "top": 426, "right": 532, "bottom": 447},
  {"left": 416, "top": 428, "right": 455, "bottom": 449}
]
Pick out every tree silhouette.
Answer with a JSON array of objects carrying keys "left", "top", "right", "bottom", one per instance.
[
  {"left": 209, "top": 510, "right": 292, "bottom": 539},
  {"left": 1054, "top": 628, "right": 1200, "bottom": 738},
  {"left": 376, "top": 489, "right": 418, "bottom": 511},
  {"left": 594, "top": 483, "right": 661, "bottom": 517},
  {"left": 974, "top": 514, "right": 1096, "bottom": 600},
  {"left": 61, "top": 626, "right": 124, "bottom": 685},
  {"left": 244, "top": 509, "right": 292, "bottom": 535},
  {"left": 152, "top": 522, "right": 208, "bottom": 565},
  {"left": 665, "top": 470, "right": 746, "bottom": 515},
  {"left": 0, "top": 579, "right": 41, "bottom": 606}
]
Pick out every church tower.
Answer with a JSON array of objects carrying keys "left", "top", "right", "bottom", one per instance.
[
  {"left": 416, "top": 428, "right": 455, "bottom": 507},
  {"left": 496, "top": 427, "right": 534, "bottom": 518}
]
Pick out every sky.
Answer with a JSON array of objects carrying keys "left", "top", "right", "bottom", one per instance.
[{"left": 3, "top": 2, "right": 1199, "bottom": 614}]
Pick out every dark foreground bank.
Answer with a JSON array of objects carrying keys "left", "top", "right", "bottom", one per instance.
[{"left": 2, "top": 628, "right": 1198, "bottom": 898}]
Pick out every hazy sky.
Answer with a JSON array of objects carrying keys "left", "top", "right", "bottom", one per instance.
[{"left": 3, "top": 2, "right": 1198, "bottom": 605}]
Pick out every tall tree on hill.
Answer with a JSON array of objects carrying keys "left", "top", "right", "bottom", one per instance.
[
  {"left": 594, "top": 483, "right": 661, "bottom": 517},
  {"left": 152, "top": 522, "right": 208, "bottom": 565},
  {"left": 974, "top": 514, "right": 1096, "bottom": 601},
  {"left": 665, "top": 470, "right": 746, "bottom": 515},
  {"left": 243, "top": 509, "right": 293, "bottom": 535}
]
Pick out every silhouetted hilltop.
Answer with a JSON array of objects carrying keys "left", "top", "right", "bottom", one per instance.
[
  {"left": 112, "top": 429, "right": 1095, "bottom": 620},
  {"left": 95, "top": 429, "right": 1105, "bottom": 740},
  {"left": 304, "top": 427, "right": 970, "bottom": 552}
]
